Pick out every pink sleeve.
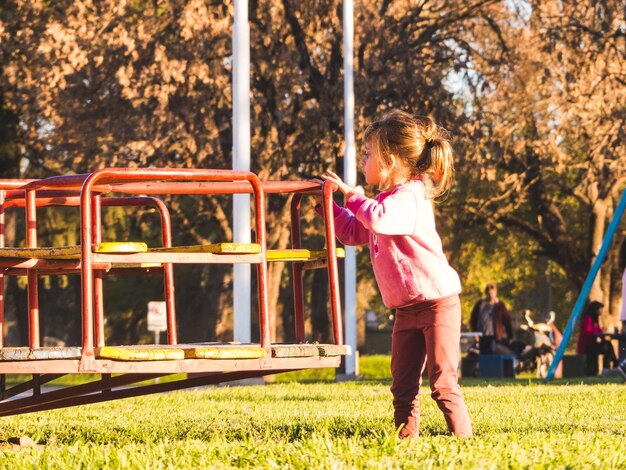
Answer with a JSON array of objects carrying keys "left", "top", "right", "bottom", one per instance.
[
  {"left": 316, "top": 201, "right": 369, "bottom": 246},
  {"left": 345, "top": 190, "right": 418, "bottom": 236}
]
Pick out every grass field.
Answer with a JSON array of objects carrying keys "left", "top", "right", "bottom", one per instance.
[{"left": 1, "top": 355, "right": 625, "bottom": 468}]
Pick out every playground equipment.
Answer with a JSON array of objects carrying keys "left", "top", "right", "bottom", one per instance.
[
  {"left": 547, "top": 188, "right": 626, "bottom": 381},
  {"left": 515, "top": 310, "right": 560, "bottom": 378},
  {"left": 0, "top": 168, "right": 349, "bottom": 416}
]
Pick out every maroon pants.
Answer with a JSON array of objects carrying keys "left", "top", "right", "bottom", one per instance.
[{"left": 391, "top": 295, "right": 472, "bottom": 437}]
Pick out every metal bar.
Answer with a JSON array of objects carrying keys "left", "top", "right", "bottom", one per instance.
[
  {"left": 0, "top": 354, "right": 342, "bottom": 374},
  {"left": 0, "top": 369, "right": 305, "bottom": 417},
  {"left": 92, "top": 252, "right": 264, "bottom": 264},
  {"left": 290, "top": 194, "right": 306, "bottom": 342},
  {"left": 93, "top": 195, "right": 105, "bottom": 347},
  {"left": 101, "top": 373, "right": 112, "bottom": 394},
  {"left": 323, "top": 182, "right": 343, "bottom": 345},
  {"left": 0, "top": 374, "right": 63, "bottom": 401},
  {"left": 0, "top": 189, "right": 5, "bottom": 348},
  {"left": 547, "top": 188, "right": 626, "bottom": 381},
  {"left": 32, "top": 373, "right": 41, "bottom": 395},
  {"left": 0, "top": 260, "right": 84, "bottom": 271},
  {"left": 26, "top": 189, "right": 40, "bottom": 348},
  {"left": 0, "top": 180, "right": 35, "bottom": 189},
  {"left": 151, "top": 197, "right": 177, "bottom": 345},
  {"left": 232, "top": 0, "right": 251, "bottom": 346},
  {"left": 79, "top": 180, "right": 96, "bottom": 371},
  {"left": 250, "top": 178, "right": 270, "bottom": 356},
  {"left": 13, "top": 181, "right": 322, "bottom": 197},
  {"left": 0, "top": 372, "right": 166, "bottom": 414},
  {"left": 341, "top": 0, "right": 357, "bottom": 380}
]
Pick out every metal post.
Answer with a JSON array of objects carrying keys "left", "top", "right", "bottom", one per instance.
[
  {"left": 339, "top": 0, "right": 358, "bottom": 378},
  {"left": 0, "top": 190, "right": 4, "bottom": 349},
  {"left": 233, "top": 0, "right": 252, "bottom": 343},
  {"left": 546, "top": 188, "right": 626, "bottom": 381},
  {"left": 26, "top": 190, "right": 39, "bottom": 348}
]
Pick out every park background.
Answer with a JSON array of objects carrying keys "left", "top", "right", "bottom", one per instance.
[{"left": 0, "top": 0, "right": 625, "bottom": 353}]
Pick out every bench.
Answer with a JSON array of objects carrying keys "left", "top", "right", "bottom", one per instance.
[
  {"left": 562, "top": 354, "right": 586, "bottom": 377},
  {"left": 478, "top": 354, "right": 516, "bottom": 378}
]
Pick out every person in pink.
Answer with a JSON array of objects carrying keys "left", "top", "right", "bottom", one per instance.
[
  {"left": 619, "top": 239, "right": 626, "bottom": 334},
  {"left": 617, "top": 239, "right": 626, "bottom": 380},
  {"left": 320, "top": 109, "right": 472, "bottom": 438},
  {"left": 577, "top": 301, "right": 617, "bottom": 375}
]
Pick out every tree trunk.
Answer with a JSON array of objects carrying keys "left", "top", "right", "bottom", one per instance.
[{"left": 588, "top": 197, "right": 609, "bottom": 303}]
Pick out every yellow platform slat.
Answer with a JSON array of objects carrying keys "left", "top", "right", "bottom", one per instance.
[
  {"left": 97, "top": 343, "right": 267, "bottom": 361},
  {"left": 94, "top": 242, "right": 148, "bottom": 253},
  {"left": 266, "top": 248, "right": 346, "bottom": 262},
  {"left": 149, "top": 243, "right": 262, "bottom": 254},
  {"left": 0, "top": 242, "right": 149, "bottom": 260},
  {"left": 97, "top": 345, "right": 185, "bottom": 361},
  {"left": 185, "top": 344, "right": 266, "bottom": 359}
]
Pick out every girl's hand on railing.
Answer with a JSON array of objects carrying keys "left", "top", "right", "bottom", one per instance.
[{"left": 321, "top": 170, "right": 356, "bottom": 199}]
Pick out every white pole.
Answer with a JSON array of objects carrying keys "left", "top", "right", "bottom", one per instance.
[
  {"left": 233, "top": 0, "right": 251, "bottom": 343},
  {"left": 342, "top": 0, "right": 358, "bottom": 376}
]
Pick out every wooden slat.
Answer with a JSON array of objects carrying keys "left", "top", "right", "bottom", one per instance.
[
  {"left": 149, "top": 243, "right": 261, "bottom": 254},
  {"left": 0, "top": 246, "right": 82, "bottom": 259},
  {"left": 316, "top": 344, "right": 351, "bottom": 357},
  {"left": 185, "top": 343, "right": 266, "bottom": 359},
  {"left": 271, "top": 344, "right": 320, "bottom": 358},
  {"left": 0, "top": 347, "right": 82, "bottom": 361}
]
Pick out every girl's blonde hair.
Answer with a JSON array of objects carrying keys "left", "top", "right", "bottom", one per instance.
[{"left": 363, "top": 109, "right": 455, "bottom": 197}]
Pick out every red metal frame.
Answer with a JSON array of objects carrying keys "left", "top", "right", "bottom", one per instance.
[
  {"left": 0, "top": 190, "right": 177, "bottom": 349},
  {"left": 74, "top": 168, "right": 270, "bottom": 369},
  {"left": 288, "top": 181, "right": 342, "bottom": 345},
  {"left": 0, "top": 171, "right": 346, "bottom": 417}
]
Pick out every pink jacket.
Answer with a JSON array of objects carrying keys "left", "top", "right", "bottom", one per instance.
[
  {"left": 329, "top": 178, "right": 461, "bottom": 308},
  {"left": 576, "top": 315, "right": 602, "bottom": 354}
]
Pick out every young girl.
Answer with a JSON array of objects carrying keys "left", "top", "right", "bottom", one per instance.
[{"left": 321, "top": 109, "right": 472, "bottom": 438}]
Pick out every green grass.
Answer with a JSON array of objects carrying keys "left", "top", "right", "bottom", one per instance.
[{"left": 0, "top": 355, "right": 625, "bottom": 468}]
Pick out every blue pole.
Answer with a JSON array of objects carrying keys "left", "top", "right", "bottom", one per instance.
[{"left": 546, "top": 188, "right": 626, "bottom": 381}]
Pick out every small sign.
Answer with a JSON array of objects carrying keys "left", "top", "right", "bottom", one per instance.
[{"left": 147, "top": 301, "right": 167, "bottom": 332}]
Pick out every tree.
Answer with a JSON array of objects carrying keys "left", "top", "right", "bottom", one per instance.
[
  {"left": 454, "top": 0, "right": 626, "bottom": 323},
  {"left": 2, "top": 0, "right": 526, "bottom": 345}
]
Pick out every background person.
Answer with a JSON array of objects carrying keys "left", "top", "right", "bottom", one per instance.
[
  {"left": 617, "top": 239, "right": 626, "bottom": 380},
  {"left": 619, "top": 242, "right": 626, "bottom": 334},
  {"left": 577, "top": 301, "right": 618, "bottom": 375},
  {"left": 470, "top": 283, "right": 513, "bottom": 355}
]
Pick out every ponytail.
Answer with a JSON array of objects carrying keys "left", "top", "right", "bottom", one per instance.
[{"left": 423, "top": 137, "right": 455, "bottom": 198}]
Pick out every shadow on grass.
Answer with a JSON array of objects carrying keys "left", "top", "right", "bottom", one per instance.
[{"left": 272, "top": 375, "right": 625, "bottom": 387}]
